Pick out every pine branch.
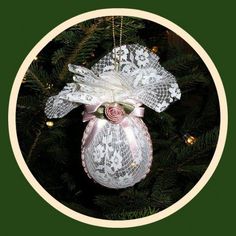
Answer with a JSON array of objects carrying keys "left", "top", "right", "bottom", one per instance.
[
  {"left": 17, "top": 95, "right": 41, "bottom": 110},
  {"left": 27, "top": 68, "right": 49, "bottom": 95},
  {"left": 58, "top": 20, "right": 103, "bottom": 81},
  {"left": 177, "top": 73, "right": 211, "bottom": 92},
  {"left": 26, "top": 117, "right": 46, "bottom": 164},
  {"left": 162, "top": 54, "right": 200, "bottom": 76},
  {"left": 94, "top": 189, "right": 150, "bottom": 213},
  {"left": 51, "top": 48, "right": 65, "bottom": 64},
  {"left": 104, "top": 207, "right": 158, "bottom": 220},
  {"left": 151, "top": 172, "right": 181, "bottom": 209},
  {"left": 174, "top": 127, "right": 219, "bottom": 162}
]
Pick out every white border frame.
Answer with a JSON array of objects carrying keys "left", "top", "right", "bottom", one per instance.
[{"left": 8, "top": 9, "right": 228, "bottom": 228}]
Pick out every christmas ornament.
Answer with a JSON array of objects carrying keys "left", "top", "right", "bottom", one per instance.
[{"left": 44, "top": 44, "right": 181, "bottom": 188}]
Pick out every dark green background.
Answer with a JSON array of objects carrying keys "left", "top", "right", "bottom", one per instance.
[{"left": 1, "top": 0, "right": 235, "bottom": 235}]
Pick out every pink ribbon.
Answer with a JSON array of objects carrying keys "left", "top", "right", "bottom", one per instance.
[
  {"left": 82, "top": 106, "right": 144, "bottom": 122},
  {"left": 120, "top": 117, "right": 140, "bottom": 159},
  {"left": 82, "top": 103, "right": 145, "bottom": 160}
]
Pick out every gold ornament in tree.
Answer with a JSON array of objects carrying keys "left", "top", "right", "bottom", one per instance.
[
  {"left": 151, "top": 46, "right": 158, "bottom": 54},
  {"left": 184, "top": 133, "right": 197, "bottom": 145},
  {"left": 46, "top": 120, "right": 54, "bottom": 128}
]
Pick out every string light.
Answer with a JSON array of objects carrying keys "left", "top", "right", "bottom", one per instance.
[
  {"left": 46, "top": 83, "right": 53, "bottom": 90},
  {"left": 46, "top": 120, "right": 54, "bottom": 128},
  {"left": 22, "top": 77, "right": 27, "bottom": 83},
  {"left": 184, "top": 133, "right": 197, "bottom": 145},
  {"left": 34, "top": 56, "right": 38, "bottom": 61}
]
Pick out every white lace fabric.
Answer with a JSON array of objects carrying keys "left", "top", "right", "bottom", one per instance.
[
  {"left": 44, "top": 44, "right": 181, "bottom": 189},
  {"left": 45, "top": 44, "right": 181, "bottom": 118},
  {"left": 82, "top": 117, "right": 153, "bottom": 188}
]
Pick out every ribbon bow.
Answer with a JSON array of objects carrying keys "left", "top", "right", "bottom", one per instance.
[{"left": 82, "top": 102, "right": 145, "bottom": 159}]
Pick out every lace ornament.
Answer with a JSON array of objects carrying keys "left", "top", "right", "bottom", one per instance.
[{"left": 45, "top": 44, "right": 181, "bottom": 189}]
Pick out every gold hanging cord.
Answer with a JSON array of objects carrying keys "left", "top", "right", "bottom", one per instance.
[{"left": 112, "top": 16, "right": 123, "bottom": 72}]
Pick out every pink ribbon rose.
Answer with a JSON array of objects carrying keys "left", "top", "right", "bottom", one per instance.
[{"left": 105, "top": 103, "right": 125, "bottom": 124}]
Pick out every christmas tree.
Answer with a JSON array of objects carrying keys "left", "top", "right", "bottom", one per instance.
[{"left": 16, "top": 16, "right": 220, "bottom": 219}]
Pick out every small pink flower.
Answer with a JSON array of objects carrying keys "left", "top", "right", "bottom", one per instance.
[{"left": 105, "top": 103, "right": 125, "bottom": 124}]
